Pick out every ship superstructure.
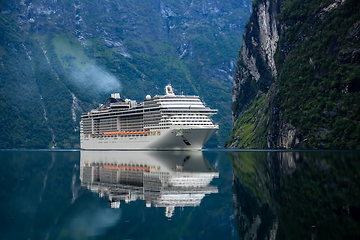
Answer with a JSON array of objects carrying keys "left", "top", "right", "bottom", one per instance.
[{"left": 80, "top": 85, "right": 219, "bottom": 150}]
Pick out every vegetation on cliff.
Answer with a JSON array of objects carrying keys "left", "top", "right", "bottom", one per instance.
[
  {"left": 275, "top": 0, "right": 360, "bottom": 148},
  {"left": 228, "top": 0, "right": 360, "bottom": 149},
  {"left": 0, "top": 0, "right": 252, "bottom": 148}
]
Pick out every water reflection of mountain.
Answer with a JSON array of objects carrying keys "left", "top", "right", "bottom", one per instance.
[
  {"left": 80, "top": 151, "right": 218, "bottom": 218},
  {"left": 230, "top": 151, "right": 360, "bottom": 240}
]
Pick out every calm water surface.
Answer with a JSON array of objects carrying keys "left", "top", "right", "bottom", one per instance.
[{"left": 0, "top": 150, "right": 359, "bottom": 240}]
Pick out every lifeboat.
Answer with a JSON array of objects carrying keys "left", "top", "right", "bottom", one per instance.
[{"left": 101, "top": 131, "right": 149, "bottom": 136}]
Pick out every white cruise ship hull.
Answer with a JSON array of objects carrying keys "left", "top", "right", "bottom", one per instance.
[{"left": 80, "top": 127, "right": 218, "bottom": 150}]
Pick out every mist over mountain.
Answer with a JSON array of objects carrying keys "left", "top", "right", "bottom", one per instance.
[{"left": 0, "top": 0, "right": 252, "bottom": 148}]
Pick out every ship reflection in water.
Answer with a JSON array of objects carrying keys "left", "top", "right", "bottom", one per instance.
[{"left": 80, "top": 151, "right": 219, "bottom": 218}]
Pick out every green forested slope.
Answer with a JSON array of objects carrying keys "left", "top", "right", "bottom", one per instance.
[
  {"left": 0, "top": 15, "right": 81, "bottom": 148},
  {"left": 276, "top": 0, "right": 360, "bottom": 148},
  {"left": 0, "top": 0, "right": 252, "bottom": 148},
  {"left": 228, "top": 0, "right": 360, "bottom": 149}
]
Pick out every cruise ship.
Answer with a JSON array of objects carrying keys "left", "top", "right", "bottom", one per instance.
[{"left": 80, "top": 85, "right": 219, "bottom": 150}]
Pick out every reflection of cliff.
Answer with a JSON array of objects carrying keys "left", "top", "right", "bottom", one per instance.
[
  {"left": 80, "top": 151, "right": 218, "bottom": 218},
  {"left": 230, "top": 151, "right": 360, "bottom": 240},
  {"left": 230, "top": 151, "right": 277, "bottom": 240},
  {"left": 277, "top": 151, "right": 360, "bottom": 240}
]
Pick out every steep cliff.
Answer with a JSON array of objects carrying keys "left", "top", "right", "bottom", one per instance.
[
  {"left": 232, "top": 0, "right": 282, "bottom": 118},
  {"left": 0, "top": 0, "right": 252, "bottom": 148},
  {"left": 228, "top": 0, "right": 360, "bottom": 149}
]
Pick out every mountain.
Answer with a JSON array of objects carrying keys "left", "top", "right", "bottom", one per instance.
[
  {"left": 0, "top": 0, "right": 252, "bottom": 148},
  {"left": 227, "top": 0, "right": 360, "bottom": 149}
]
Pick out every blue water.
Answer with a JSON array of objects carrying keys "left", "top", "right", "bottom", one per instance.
[
  {"left": 0, "top": 150, "right": 359, "bottom": 240},
  {"left": 0, "top": 150, "right": 236, "bottom": 240}
]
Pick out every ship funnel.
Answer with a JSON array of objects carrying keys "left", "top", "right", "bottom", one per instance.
[{"left": 165, "top": 84, "right": 175, "bottom": 96}]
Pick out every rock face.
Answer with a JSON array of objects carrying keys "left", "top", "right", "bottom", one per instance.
[
  {"left": 276, "top": 122, "right": 298, "bottom": 149},
  {"left": 0, "top": 0, "right": 252, "bottom": 148},
  {"left": 229, "top": 0, "right": 360, "bottom": 149},
  {"left": 232, "top": 0, "right": 282, "bottom": 120}
]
